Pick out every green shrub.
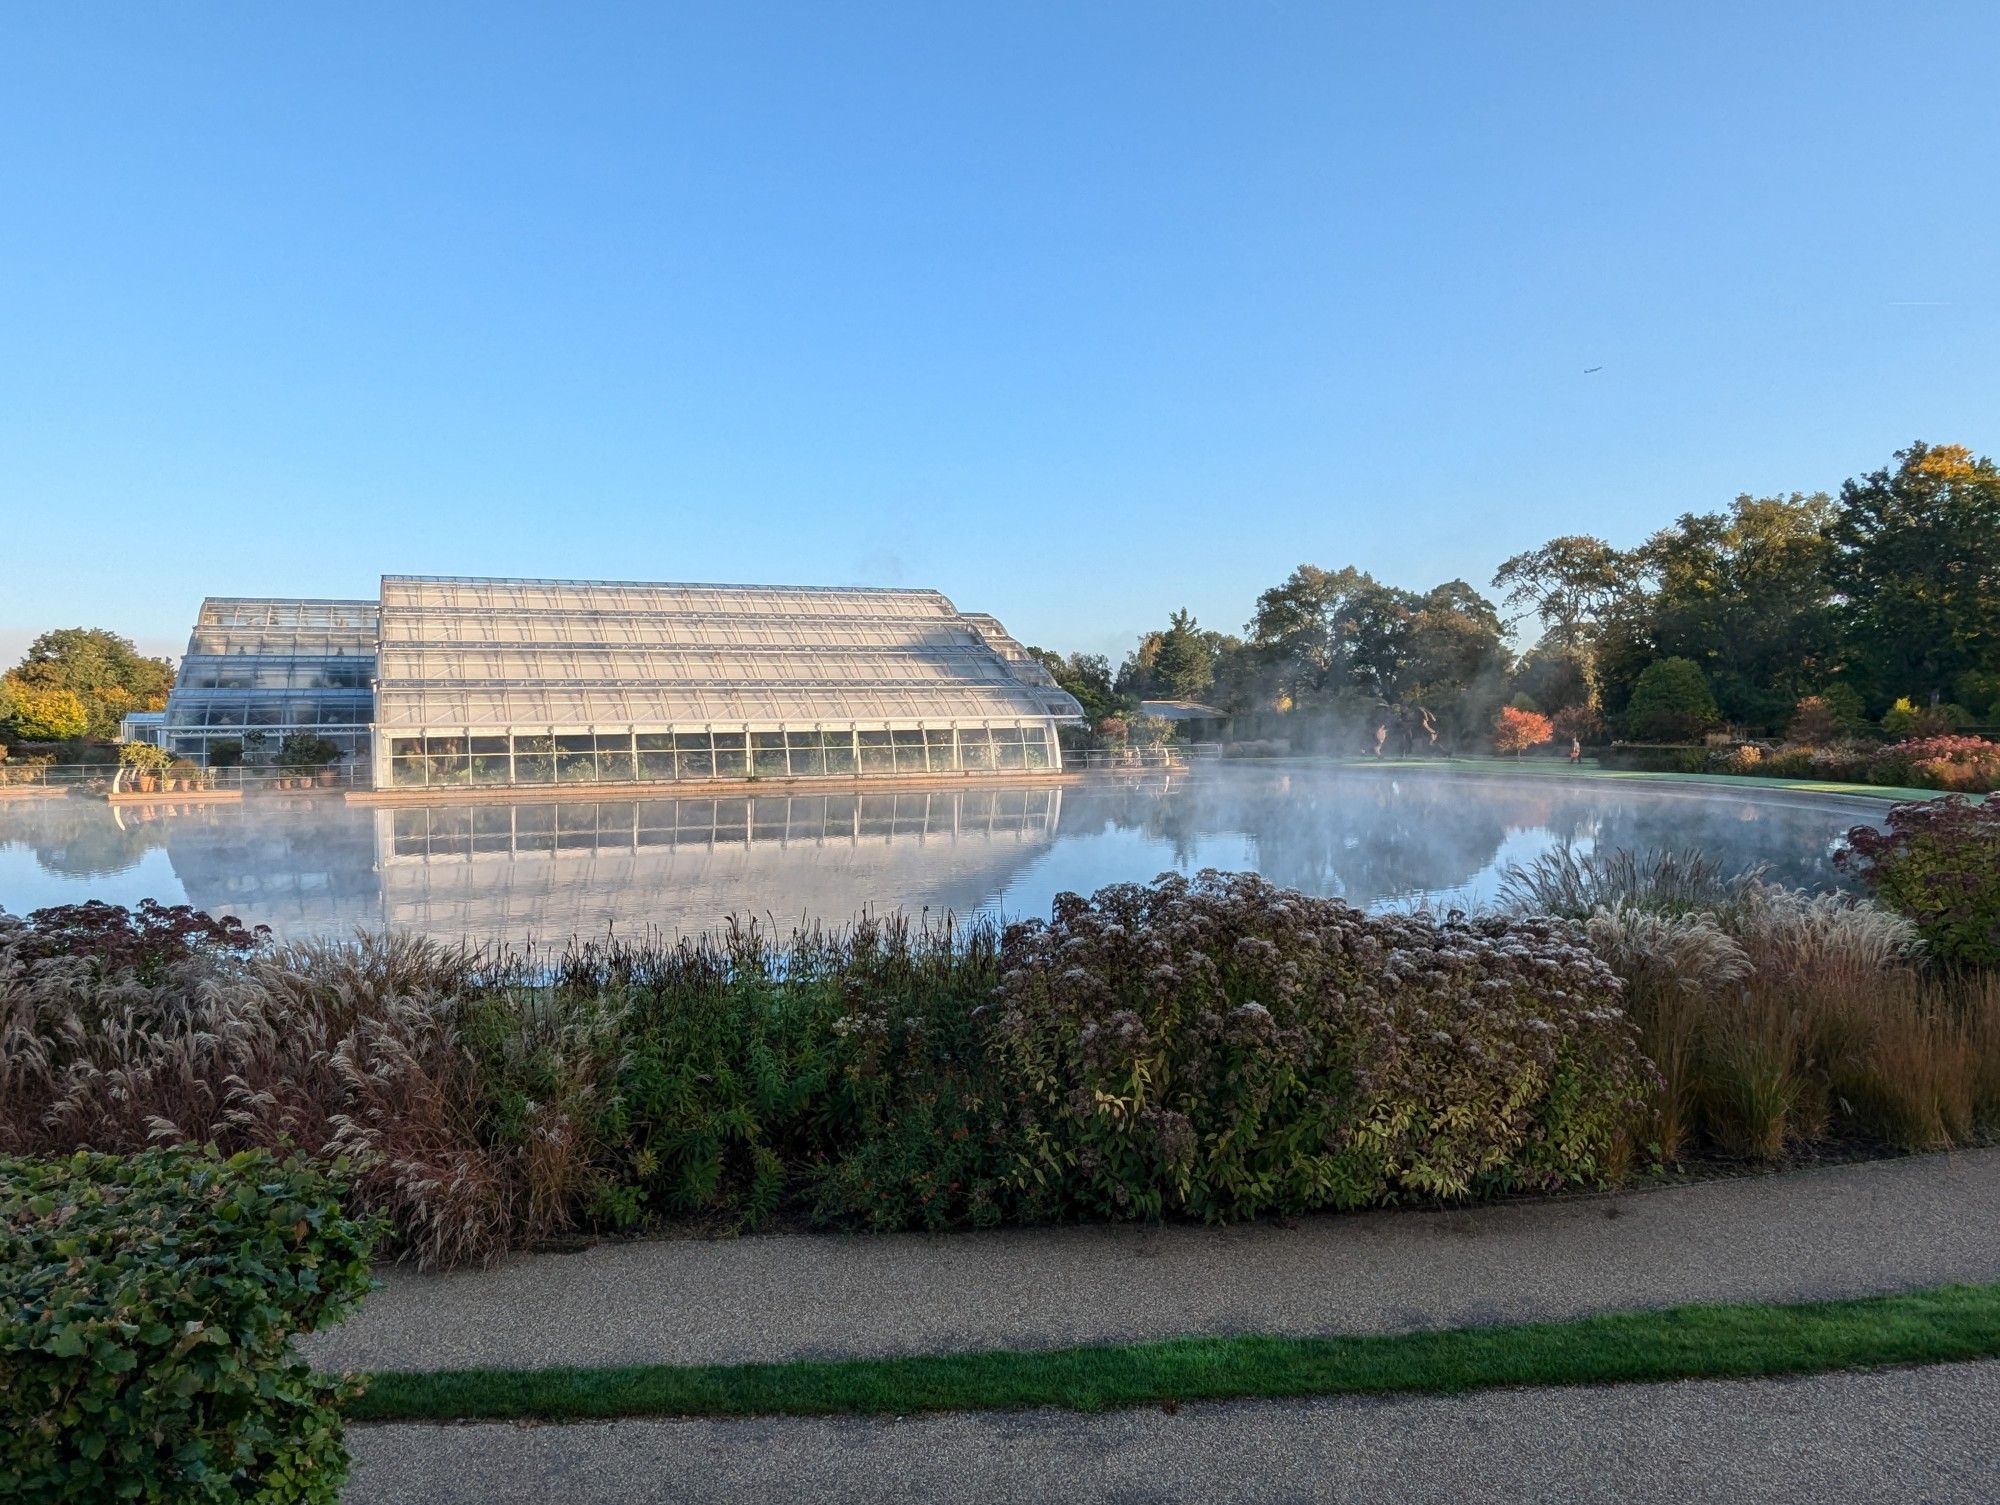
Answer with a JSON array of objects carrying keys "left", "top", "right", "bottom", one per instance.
[
  {"left": 582, "top": 917, "right": 1011, "bottom": 1233},
  {"left": 0, "top": 1147, "right": 380, "bottom": 1504},
  {"left": 1841, "top": 798, "right": 2000, "bottom": 968},
  {"left": 1597, "top": 744, "right": 1707, "bottom": 774},
  {"left": 987, "top": 871, "right": 1649, "bottom": 1220},
  {"left": 1624, "top": 658, "right": 1720, "bottom": 742},
  {"left": 1761, "top": 745, "right": 1816, "bottom": 778}
]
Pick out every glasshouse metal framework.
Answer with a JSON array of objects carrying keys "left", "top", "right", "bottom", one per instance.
[
  {"left": 163, "top": 598, "right": 380, "bottom": 763},
  {"left": 162, "top": 576, "right": 1082, "bottom": 790}
]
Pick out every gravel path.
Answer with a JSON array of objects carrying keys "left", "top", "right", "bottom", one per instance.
[
  {"left": 344, "top": 1360, "right": 2000, "bottom": 1504},
  {"left": 305, "top": 1147, "right": 2000, "bottom": 1374}
]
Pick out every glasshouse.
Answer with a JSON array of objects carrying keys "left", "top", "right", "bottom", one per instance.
[
  {"left": 162, "top": 576, "right": 1082, "bottom": 790},
  {"left": 162, "top": 598, "right": 380, "bottom": 764}
]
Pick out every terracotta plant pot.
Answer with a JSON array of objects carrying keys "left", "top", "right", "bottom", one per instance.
[
  {"left": 317, "top": 769, "right": 337, "bottom": 787},
  {"left": 136, "top": 776, "right": 157, "bottom": 793}
]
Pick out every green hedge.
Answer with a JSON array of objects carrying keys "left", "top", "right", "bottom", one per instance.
[
  {"left": 1598, "top": 743, "right": 1708, "bottom": 774},
  {"left": 0, "top": 1148, "right": 380, "bottom": 1504}
]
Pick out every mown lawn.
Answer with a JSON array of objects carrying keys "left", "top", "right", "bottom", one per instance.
[{"left": 350, "top": 1281, "right": 2000, "bottom": 1423}]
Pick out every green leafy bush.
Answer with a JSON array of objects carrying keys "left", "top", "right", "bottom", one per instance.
[
  {"left": 1841, "top": 798, "right": 2000, "bottom": 968},
  {"left": 1759, "top": 746, "right": 1816, "bottom": 778},
  {"left": 1596, "top": 744, "right": 1708, "bottom": 773},
  {"left": 987, "top": 871, "right": 1650, "bottom": 1220},
  {"left": 1624, "top": 658, "right": 1720, "bottom": 742},
  {"left": 579, "top": 917, "right": 1012, "bottom": 1234},
  {"left": 0, "top": 1147, "right": 379, "bottom": 1504}
]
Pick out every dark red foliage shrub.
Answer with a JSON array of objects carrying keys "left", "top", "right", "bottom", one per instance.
[
  {"left": 8, "top": 900, "right": 267, "bottom": 981},
  {"left": 1840, "top": 798, "right": 2000, "bottom": 968}
]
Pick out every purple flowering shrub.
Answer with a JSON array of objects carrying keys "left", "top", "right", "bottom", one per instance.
[{"left": 988, "top": 871, "right": 1650, "bottom": 1221}]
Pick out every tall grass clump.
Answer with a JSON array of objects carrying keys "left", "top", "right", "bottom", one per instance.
[
  {"left": 0, "top": 907, "right": 609, "bottom": 1269},
  {"left": 1511, "top": 841, "right": 2000, "bottom": 1163},
  {"left": 1500, "top": 846, "right": 1761, "bottom": 923}
]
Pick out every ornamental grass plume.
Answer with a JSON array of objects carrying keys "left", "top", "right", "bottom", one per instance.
[
  {"left": 0, "top": 912, "right": 608, "bottom": 1269},
  {"left": 1520, "top": 841, "right": 1991, "bottom": 1164}
]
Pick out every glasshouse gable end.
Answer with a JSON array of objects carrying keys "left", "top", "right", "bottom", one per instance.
[{"left": 162, "top": 575, "right": 1082, "bottom": 791}]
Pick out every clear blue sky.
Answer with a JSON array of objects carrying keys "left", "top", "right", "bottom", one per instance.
[{"left": 3, "top": 2, "right": 1995, "bottom": 668}]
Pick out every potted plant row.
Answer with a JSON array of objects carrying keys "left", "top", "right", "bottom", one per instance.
[{"left": 116, "top": 740, "right": 174, "bottom": 793}]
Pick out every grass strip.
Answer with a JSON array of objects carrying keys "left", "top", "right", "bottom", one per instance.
[{"left": 349, "top": 1281, "right": 2000, "bottom": 1424}]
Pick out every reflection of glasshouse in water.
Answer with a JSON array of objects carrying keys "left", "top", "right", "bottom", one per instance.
[
  {"left": 371, "top": 789, "right": 1064, "bottom": 941},
  {"left": 161, "top": 576, "right": 1081, "bottom": 789},
  {"left": 2, "top": 766, "right": 1880, "bottom": 948},
  {"left": 15, "top": 788, "right": 1064, "bottom": 942},
  {"left": 381, "top": 787, "right": 1064, "bottom": 861}
]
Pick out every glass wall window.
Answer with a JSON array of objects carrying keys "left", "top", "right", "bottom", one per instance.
[
  {"left": 713, "top": 732, "right": 747, "bottom": 778},
  {"left": 515, "top": 735, "right": 555, "bottom": 783},
  {"left": 675, "top": 732, "right": 714, "bottom": 779},
  {"left": 596, "top": 733, "right": 636, "bottom": 783},
  {"left": 637, "top": 732, "right": 676, "bottom": 782},
  {"left": 926, "top": 729, "right": 955, "bottom": 772},
  {"left": 824, "top": 730, "right": 857, "bottom": 775},
  {"left": 377, "top": 721, "right": 1063, "bottom": 789},
  {"left": 785, "top": 731, "right": 825, "bottom": 777},
  {"left": 470, "top": 736, "right": 511, "bottom": 785},
  {"left": 858, "top": 730, "right": 894, "bottom": 774},
  {"left": 555, "top": 735, "right": 596, "bottom": 782},
  {"left": 390, "top": 737, "right": 425, "bottom": 787},
  {"left": 958, "top": 727, "right": 993, "bottom": 770},
  {"left": 751, "top": 731, "right": 787, "bottom": 778}
]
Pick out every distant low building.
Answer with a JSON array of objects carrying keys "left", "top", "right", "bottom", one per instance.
[
  {"left": 1139, "top": 699, "right": 1230, "bottom": 738},
  {"left": 118, "top": 711, "right": 168, "bottom": 746}
]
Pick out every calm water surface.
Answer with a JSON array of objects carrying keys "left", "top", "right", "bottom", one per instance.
[{"left": 0, "top": 765, "right": 1884, "bottom": 948}]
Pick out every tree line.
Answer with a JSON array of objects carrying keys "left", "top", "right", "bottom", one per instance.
[
  {"left": 1, "top": 629, "right": 174, "bottom": 749},
  {"left": 1032, "top": 440, "right": 2000, "bottom": 748}
]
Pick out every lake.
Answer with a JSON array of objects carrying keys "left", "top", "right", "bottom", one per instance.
[{"left": 0, "top": 764, "right": 1885, "bottom": 949}]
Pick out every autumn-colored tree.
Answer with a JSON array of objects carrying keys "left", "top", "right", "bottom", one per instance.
[
  {"left": 9, "top": 628, "right": 174, "bottom": 740},
  {"left": 0, "top": 676, "right": 90, "bottom": 742},
  {"left": 1493, "top": 705, "right": 1554, "bottom": 757}
]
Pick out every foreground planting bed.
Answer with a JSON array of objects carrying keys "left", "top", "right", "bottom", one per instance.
[{"left": 3, "top": 799, "right": 1997, "bottom": 1270}]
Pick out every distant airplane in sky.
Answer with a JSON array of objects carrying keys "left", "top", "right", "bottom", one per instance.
[{"left": 1583, "top": 365, "right": 1603, "bottom": 373}]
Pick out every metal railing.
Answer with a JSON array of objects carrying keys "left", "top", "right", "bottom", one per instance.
[
  {"left": 1067, "top": 742, "right": 1222, "bottom": 772},
  {"left": 0, "top": 761, "right": 375, "bottom": 794}
]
